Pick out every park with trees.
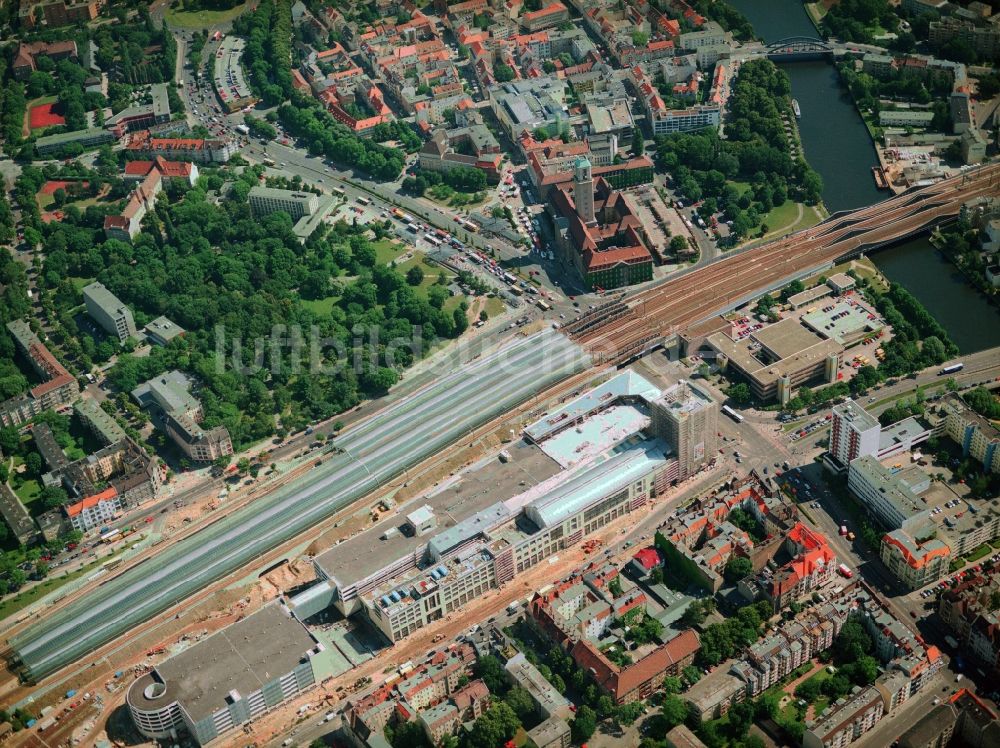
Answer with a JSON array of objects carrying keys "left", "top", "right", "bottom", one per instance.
[{"left": 654, "top": 60, "right": 823, "bottom": 245}]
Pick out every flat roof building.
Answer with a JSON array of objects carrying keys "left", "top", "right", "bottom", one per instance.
[
  {"left": 847, "top": 455, "right": 931, "bottom": 532},
  {"left": 830, "top": 399, "right": 881, "bottom": 468},
  {"left": 144, "top": 316, "right": 185, "bottom": 346},
  {"left": 82, "top": 281, "right": 137, "bottom": 343},
  {"left": 706, "top": 317, "right": 842, "bottom": 404},
  {"left": 127, "top": 601, "right": 329, "bottom": 746},
  {"left": 651, "top": 380, "right": 718, "bottom": 481}
]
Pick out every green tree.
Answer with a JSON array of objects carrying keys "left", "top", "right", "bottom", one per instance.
[
  {"left": 670, "top": 235, "right": 689, "bottom": 253},
  {"left": 467, "top": 702, "right": 520, "bottom": 748},
  {"left": 662, "top": 675, "right": 683, "bottom": 694},
  {"left": 571, "top": 705, "right": 597, "bottom": 743},
  {"left": 494, "top": 64, "right": 515, "bottom": 83},
  {"left": 682, "top": 665, "right": 702, "bottom": 686},
  {"left": 724, "top": 555, "right": 753, "bottom": 582},
  {"left": 661, "top": 694, "right": 687, "bottom": 729},
  {"left": 474, "top": 654, "right": 508, "bottom": 695},
  {"left": 726, "top": 382, "right": 752, "bottom": 405},
  {"left": 503, "top": 686, "right": 535, "bottom": 724},
  {"left": 405, "top": 265, "right": 425, "bottom": 286}
]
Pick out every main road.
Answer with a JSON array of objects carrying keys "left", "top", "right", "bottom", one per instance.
[{"left": 9, "top": 330, "right": 588, "bottom": 681}]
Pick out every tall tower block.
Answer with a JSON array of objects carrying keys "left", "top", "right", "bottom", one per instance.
[{"left": 573, "top": 156, "right": 596, "bottom": 225}]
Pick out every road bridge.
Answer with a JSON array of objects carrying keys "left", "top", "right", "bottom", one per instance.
[
  {"left": 571, "top": 164, "right": 1000, "bottom": 360},
  {"left": 765, "top": 36, "right": 837, "bottom": 62}
]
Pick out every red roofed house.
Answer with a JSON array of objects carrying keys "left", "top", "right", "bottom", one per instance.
[
  {"left": 569, "top": 629, "right": 701, "bottom": 704},
  {"left": 519, "top": 1, "right": 569, "bottom": 32},
  {"left": 549, "top": 156, "right": 653, "bottom": 290},
  {"left": 12, "top": 40, "right": 78, "bottom": 79},
  {"left": 123, "top": 156, "right": 199, "bottom": 186},
  {"left": 763, "top": 522, "right": 836, "bottom": 611},
  {"left": 319, "top": 80, "right": 393, "bottom": 134},
  {"left": 65, "top": 486, "right": 122, "bottom": 532}
]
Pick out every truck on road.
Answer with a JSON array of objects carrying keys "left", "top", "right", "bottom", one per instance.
[{"left": 837, "top": 564, "right": 853, "bottom": 578}]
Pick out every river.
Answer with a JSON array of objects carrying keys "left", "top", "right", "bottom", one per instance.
[{"left": 728, "top": 0, "right": 1000, "bottom": 352}]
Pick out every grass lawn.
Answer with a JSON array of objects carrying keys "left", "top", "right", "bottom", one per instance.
[
  {"left": 15, "top": 478, "right": 42, "bottom": 510},
  {"left": 69, "top": 276, "right": 96, "bottom": 292},
  {"left": 165, "top": 2, "right": 247, "bottom": 28},
  {"left": 967, "top": 543, "right": 992, "bottom": 562},
  {"left": 300, "top": 295, "right": 341, "bottom": 316},
  {"left": 373, "top": 238, "right": 404, "bottom": 265},
  {"left": 484, "top": 296, "right": 505, "bottom": 318}
]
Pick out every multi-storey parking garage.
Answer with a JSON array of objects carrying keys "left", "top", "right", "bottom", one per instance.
[{"left": 10, "top": 330, "right": 589, "bottom": 681}]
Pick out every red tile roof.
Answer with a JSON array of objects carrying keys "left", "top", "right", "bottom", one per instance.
[{"left": 66, "top": 486, "right": 118, "bottom": 517}]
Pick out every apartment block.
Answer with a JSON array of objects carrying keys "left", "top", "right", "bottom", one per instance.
[
  {"left": 941, "top": 393, "right": 1000, "bottom": 474},
  {"left": 82, "top": 282, "right": 137, "bottom": 343},
  {"left": 829, "top": 399, "right": 881, "bottom": 467},
  {"left": 1, "top": 320, "right": 79, "bottom": 427},
  {"left": 803, "top": 685, "right": 884, "bottom": 748},
  {"left": 881, "top": 528, "right": 951, "bottom": 591}
]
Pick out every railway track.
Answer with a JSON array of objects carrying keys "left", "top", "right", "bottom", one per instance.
[{"left": 571, "top": 164, "right": 1000, "bottom": 357}]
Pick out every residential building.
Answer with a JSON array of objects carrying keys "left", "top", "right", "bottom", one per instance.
[
  {"left": 82, "top": 282, "right": 137, "bottom": 343},
  {"left": 682, "top": 672, "right": 746, "bottom": 721},
  {"left": 829, "top": 399, "right": 882, "bottom": 468},
  {"left": 760, "top": 523, "right": 836, "bottom": 611},
  {"left": 803, "top": 685, "right": 885, "bottom": 748},
  {"left": 53, "top": 437, "right": 162, "bottom": 531},
  {"left": 939, "top": 568, "right": 1000, "bottom": 672},
  {"left": 126, "top": 131, "right": 235, "bottom": 164},
  {"left": 128, "top": 601, "right": 332, "bottom": 746},
  {"left": 527, "top": 716, "right": 572, "bottom": 748},
  {"left": 929, "top": 18, "right": 1000, "bottom": 59},
  {"left": 732, "top": 602, "right": 849, "bottom": 696},
  {"left": 505, "top": 652, "right": 572, "bottom": 720},
  {"left": 941, "top": 393, "right": 1000, "bottom": 473},
  {"left": 123, "top": 157, "right": 199, "bottom": 186},
  {"left": 418, "top": 124, "right": 502, "bottom": 180},
  {"left": 0, "top": 484, "right": 38, "bottom": 545},
  {"left": 40, "top": 0, "right": 101, "bottom": 27},
  {"left": 881, "top": 528, "right": 951, "bottom": 590},
  {"left": 74, "top": 397, "right": 127, "bottom": 445},
  {"left": 1, "top": 320, "right": 79, "bottom": 427},
  {"left": 131, "top": 371, "right": 233, "bottom": 464}
]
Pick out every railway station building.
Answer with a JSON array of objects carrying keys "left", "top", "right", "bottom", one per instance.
[
  {"left": 308, "top": 372, "right": 717, "bottom": 644},
  {"left": 128, "top": 600, "right": 334, "bottom": 746}
]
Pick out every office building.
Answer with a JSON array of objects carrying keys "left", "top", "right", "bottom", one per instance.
[
  {"left": 104, "top": 83, "right": 171, "bottom": 136},
  {"left": 131, "top": 371, "right": 233, "bottom": 464},
  {"left": 549, "top": 160, "right": 654, "bottom": 291},
  {"left": 489, "top": 78, "right": 567, "bottom": 139},
  {"left": 847, "top": 456, "right": 931, "bottom": 532},
  {"left": 82, "top": 282, "right": 137, "bottom": 343},
  {"left": 248, "top": 187, "right": 319, "bottom": 221},
  {"left": 651, "top": 380, "right": 718, "bottom": 481},
  {"left": 35, "top": 127, "right": 114, "bottom": 156},
  {"left": 829, "top": 399, "right": 881, "bottom": 467},
  {"left": 128, "top": 601, "right": 332, "bottom": 746}
]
